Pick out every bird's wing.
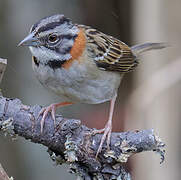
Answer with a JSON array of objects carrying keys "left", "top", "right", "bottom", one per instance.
[{"left": 82, "top": 26, "right": 138, "bottom": 73}]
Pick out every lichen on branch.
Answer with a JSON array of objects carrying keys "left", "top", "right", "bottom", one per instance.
[{"left": 0, "top": 96, "right": 165, "bottom": 180}]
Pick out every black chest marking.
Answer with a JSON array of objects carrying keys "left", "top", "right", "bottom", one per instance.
[
  {"left": 46, "top": 60, "right": 66, "bottom": 69},
  {"left": 33, "top": 56, "right": 39, "bottom": 67},
  {"left": 33, "top": 56, "right": 66, "bottom": 70}
]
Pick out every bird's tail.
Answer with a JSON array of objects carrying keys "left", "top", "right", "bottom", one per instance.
[{"left": 131, "top": 42, "right": 168, "bottom": 57}]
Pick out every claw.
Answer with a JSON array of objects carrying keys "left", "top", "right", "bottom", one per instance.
[
  {"left": 38, "top": 102, "right": 73, "bottom": 133},
  {"left": 95, "top": 122, "right": 112, "bottom": 158},
  {"left": 51, "top": 105, "right": 56, "bottom": 124},
  {"left": 38, "top": 104, "right": 57, "bottom": 133}
]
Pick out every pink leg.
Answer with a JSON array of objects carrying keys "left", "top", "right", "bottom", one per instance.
[
  {"left": 38, "top": 102, "right": 73, "bottom": 133},
  {"left": 96, "top": 94, "right": 117, "bottom": 158}
]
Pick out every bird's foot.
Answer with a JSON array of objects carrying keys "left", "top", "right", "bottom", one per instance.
[
  {"left": 38, "top": 103, "right": 57, "bottom": 133},
  {"left": 38, "top": 102, "right": 73, "bottom": 133},
  {"left": 91, "top": 122, "right": 112, "bottom": 158}
]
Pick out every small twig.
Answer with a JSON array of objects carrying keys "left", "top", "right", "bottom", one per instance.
[
  {"left": 0, "top": 58, "right": 7, "bottom": 85},
  {"left": 0, "top": 164, "right": 13, "bottom": 180}
]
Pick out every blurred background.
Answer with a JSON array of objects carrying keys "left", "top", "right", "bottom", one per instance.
[{"left": 0, "top": 0, "right": 180, "bottom": 179}]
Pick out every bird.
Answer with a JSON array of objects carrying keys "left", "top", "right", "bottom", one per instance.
[{"left": 18, "top": 14, "right": 167, "bottom": 157}]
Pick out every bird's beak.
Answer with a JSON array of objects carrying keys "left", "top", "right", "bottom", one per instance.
[{"left": 18, "top": 33, "right": 40, "bottom": 47}]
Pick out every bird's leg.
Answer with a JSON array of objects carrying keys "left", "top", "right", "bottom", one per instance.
[
  {"left": 95, "top": 94, "right": 117, "bottom": 158},
  {"left": 38, "top": 102, "right": 73, "bottom": 133}
]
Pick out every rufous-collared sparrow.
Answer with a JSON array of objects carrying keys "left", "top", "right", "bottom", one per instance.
[{"left": 19, "top": 14, "right": 166, "bottom": 157}]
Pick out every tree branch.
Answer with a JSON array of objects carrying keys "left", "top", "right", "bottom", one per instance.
[{"left": 0, "top": 96, "right": 165, "bottom": 180}]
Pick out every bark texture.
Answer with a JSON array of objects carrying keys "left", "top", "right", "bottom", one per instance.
[{"left": 0, "top": 96, "right": 165, "bottom": 180}]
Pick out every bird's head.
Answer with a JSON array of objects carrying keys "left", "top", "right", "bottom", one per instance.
[{"left": 19, "top": 14, "right": 79, "bottom": 64}]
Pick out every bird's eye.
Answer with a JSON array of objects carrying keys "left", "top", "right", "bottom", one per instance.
[{"left": 48, "top": 34, "right": 58, "bottom": 43}]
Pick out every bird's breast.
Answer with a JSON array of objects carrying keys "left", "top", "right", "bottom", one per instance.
[{"left": 32, "top": 56, "right": 122, "bottom": 104}]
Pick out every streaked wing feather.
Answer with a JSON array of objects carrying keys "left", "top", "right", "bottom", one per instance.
[{"left": 82, "top": 25, "right": 138, "bottom": 73}]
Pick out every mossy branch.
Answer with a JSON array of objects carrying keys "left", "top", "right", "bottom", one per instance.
[{"left": 0, "top": 96, "right": 165, "bottom": 180}]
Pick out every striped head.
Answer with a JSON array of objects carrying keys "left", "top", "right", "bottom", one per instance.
[{"left": 19, "top": 14, "right": 81, "bottom": 67}]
